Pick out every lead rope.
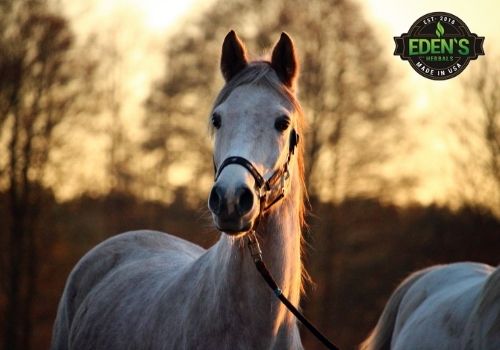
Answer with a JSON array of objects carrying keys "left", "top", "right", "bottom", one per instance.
[
  {"left": 213, "top": 129, "right": 339, "bottom": 349},
  {"left": 246, "top": 231, "right": 340, "bottom": 350}
]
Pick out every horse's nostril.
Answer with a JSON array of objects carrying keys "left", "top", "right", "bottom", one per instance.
[
  {"left": 208, "top": 186, "right": 222, "bottom": 215},
  {"left": 236, "top": 186, "right": 254, "bottom": 215}
]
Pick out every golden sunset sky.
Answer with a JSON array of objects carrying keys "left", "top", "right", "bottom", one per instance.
[{"left": 58, "top": 0, "right": 499, "bottom": 206}]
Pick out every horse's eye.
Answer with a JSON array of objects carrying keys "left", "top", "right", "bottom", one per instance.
[
  {"left": 274, "top": 116, "right": 290, "bottom": 132},
  {"left": 212, "top": 113, "right": 221, "bottom": 129}
]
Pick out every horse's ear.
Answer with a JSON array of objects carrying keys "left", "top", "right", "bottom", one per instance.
[
  {"left": 221, "top": 30, "right": 248, "bottom": 82},
  {"left": 271, "top": 32, "right": 299, "bottom": 89}
]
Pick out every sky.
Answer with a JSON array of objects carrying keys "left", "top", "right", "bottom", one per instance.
[
  {"left": 57, "top": 0, "right": 201, "bottom": 198},
  {"left": 361, "top": 0, "right": 499, "bottom": 204},
  {"left": 58, "top": 0, "right": 499, "bottom": 206}
]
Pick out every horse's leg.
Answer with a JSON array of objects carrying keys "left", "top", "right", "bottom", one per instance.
[{"left": 359, "top": 267, "right": 433, "bottom": 350}]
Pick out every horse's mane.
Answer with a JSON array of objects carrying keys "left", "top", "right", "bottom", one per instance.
[{"left": 209, "top": 61, "right": 308, "bottom": 228}]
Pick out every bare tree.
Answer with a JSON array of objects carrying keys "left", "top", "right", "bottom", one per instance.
[
  {"left": 451, "top": 56, "right": 500, "bottom": 214},
  {"left": 0, "top": 1, "right": 97, "bottom": 348},
  {"left": 99, "top": 28, "right": 136, "bottom": 195},
  {"left": 143, "top": 0, "right": 402, "bottom": 204}
]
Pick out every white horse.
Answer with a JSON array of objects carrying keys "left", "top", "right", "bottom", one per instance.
[
  {"left": 360, "top": 262, "right": 500, "bottom": 350},
  {"left": 51, "top": 31, "right": 309, "bottom": 349}
]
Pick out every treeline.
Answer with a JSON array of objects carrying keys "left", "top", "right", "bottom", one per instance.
[
  {"left": 1, "top": 189, "right": 497, "bottom": 349},
  {"left": 1, "top": 0, "right": 498, "bottom": 349},
  {"left": 304, "top": 197, "right": 499, "bottom": 348}
]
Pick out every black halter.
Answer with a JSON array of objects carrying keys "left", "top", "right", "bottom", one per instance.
[{"left": 213, "top": 129, "right": 299, "bottom": 215}]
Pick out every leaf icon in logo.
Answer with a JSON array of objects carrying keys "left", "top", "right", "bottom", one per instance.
[{"left": 436, "top": 21, "right": 445, "bottom": 37}]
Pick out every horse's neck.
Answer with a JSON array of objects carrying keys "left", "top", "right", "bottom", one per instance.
[
  {"left": 256, "top": 197, "right": 303, "bottom": 307},
  {"left": 201, "top": 176, "right": 303, "bottom": 344}
]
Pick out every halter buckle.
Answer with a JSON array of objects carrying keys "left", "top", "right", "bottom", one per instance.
[
  {"left": 257, "top": 186, "right": 269, "bottom": 200},
  {"left": 281, "top": 168, "right": 290, "bottom": 194}
]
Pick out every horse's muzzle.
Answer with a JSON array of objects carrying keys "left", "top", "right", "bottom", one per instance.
[{"left": 208, "top": 184, "right": 256, "bottom": 235}]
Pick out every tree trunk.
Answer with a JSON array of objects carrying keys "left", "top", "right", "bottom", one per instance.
[
  {"left": 5, "top": 101, "right": 21, "bottom": 350},
  {"left": 21, "top": 224, "right": 37, "bottom": 350},
  {"left": 319, "top": 204, "right": 339, "bottom": 336}
]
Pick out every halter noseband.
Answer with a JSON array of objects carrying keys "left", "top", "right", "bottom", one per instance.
[{"left": 213, "top": 129, "right": 299, "bottom": 215}]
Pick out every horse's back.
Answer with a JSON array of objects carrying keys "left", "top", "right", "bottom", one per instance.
[
  {"left": 392, "top": 262, "right": 493, "bottom": 349},
  {"left": 51, "top": 230, "right": 204, "bottom": 350},
  {"left": 463, "top": 264, "right": 500, "bottom": 350},
  {"left": 361, "top": 262, "right": 498, "bottom": 350},
  {"left": 360, "top": 266, "right": 433, "bottom": 350}
]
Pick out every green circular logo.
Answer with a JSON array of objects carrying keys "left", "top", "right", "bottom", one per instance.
[{"left": 394, "top": 12, "right": 485, "bottom": 80}]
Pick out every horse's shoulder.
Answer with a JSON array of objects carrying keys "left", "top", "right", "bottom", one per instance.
[
  {"left": 105, "top": 230, "right": 206, "bottom": 257},
  {"left": 62, "top": 231, "right": 204, "bottom": 319},
  {"left": 72, "top": 230, "right": 202, "bottom": 277}
]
